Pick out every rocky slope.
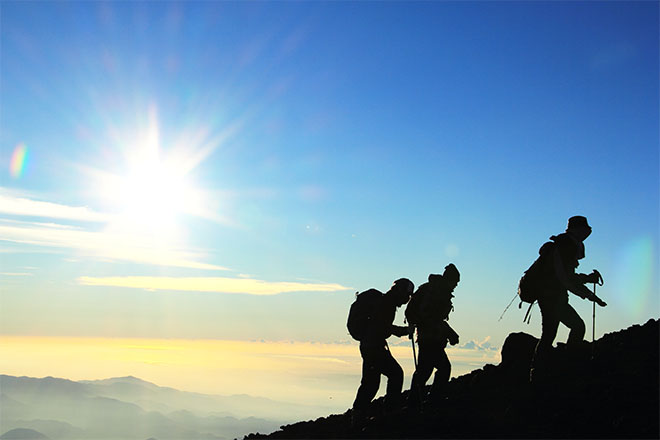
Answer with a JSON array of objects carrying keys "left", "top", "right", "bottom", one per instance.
[{"left": 247, "top": 318, "right": 659, "bottom": 439}]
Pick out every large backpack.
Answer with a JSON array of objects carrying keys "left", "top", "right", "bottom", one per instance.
[
  {"left": 405, "top": 275, "right": 453, "bottom": 327},
  {"left": 346, "top": 289, "right": 382, "bottom": 341},
  {"left": 404, "top": 285, "right": 427, "bottom": 327},
  {"left": 517, "top": 241, "right": 555, "bottom": 321}
]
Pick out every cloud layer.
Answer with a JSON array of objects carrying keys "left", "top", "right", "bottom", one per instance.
[
  {"left": 0, "top": 219, "right": 227, "bottom": 271},
  {"left": 0, "top": 189, "right": 110, "bottom": 222},
  {"left": 78, "top": 275, "right": 350, "bottom": 295}
]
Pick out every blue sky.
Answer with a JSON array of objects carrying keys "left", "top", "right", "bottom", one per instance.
[{"left": 1, "top": 1, "right": 658, "bottom": 403}]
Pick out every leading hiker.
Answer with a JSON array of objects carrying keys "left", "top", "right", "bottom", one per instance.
[
  {"left": 530, "top": 216, "right": 607, "bottom": 381},
  {"left": 406, "top": 264, "right": 460, "bottom": 408},
  {"left": 347, "top": 278, "right": 414, "bottom": 423}
]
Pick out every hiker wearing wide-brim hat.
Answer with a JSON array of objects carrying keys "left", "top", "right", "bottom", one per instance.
[{"left": 529, "top": 216, "right": 606, "bottom": 382}]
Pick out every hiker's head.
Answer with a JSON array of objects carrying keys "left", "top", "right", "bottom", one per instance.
[
  {"left": 567, "top": 216, "right": 592, "bottom": 241},
  {"left": 388, "top": 278, "right": 414, "bottom": 306},
  {"left": 443, "top": 263, "right": 460, "bottom": 290}
]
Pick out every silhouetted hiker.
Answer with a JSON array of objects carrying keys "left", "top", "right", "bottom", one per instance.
[
  {"left": 347, "top": 278, "right": 414, "bottom": 425},
  {"left": 405, "top": 264, "right": 460, "bottom": 408},
  {"left": 529, "top": 216, "right": 607, "bottom": 382}
]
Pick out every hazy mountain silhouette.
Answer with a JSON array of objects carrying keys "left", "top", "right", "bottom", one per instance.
[
  {"left": 0, "top": 428, "right": 49, "bottom": 440},
  {"left": 0, "top": 375, "right": 328, "bottom": 440},
  {"left": 79, "top": 375, "right": 329, "bottom": 420},
  {"left": 246, "top": 318, "right": 659, "bottom": 439}
]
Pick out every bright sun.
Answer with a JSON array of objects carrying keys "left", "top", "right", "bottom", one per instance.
[
  {"left": 94, "top": 107, "right": 206, "bottom": 238},
  {"left": 116, "top": 159, "right": 195, "bottom": 232}
]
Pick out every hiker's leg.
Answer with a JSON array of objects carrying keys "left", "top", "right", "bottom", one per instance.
[
  {"left": 381, "top": 345, "right": 404, "bottom": 401},
  {"left": 352, "top": 345, "right": 382, "bottom": 410},
  {"left": 409, "top": 340, "right": 434, "bottom": 405},
  {"left": 411, "top": 340, "right": 434, "bottom": 388},
  {"left": 561, "top": 302, "right": 586, "bottom": 345},
  {"left": 430, "top": 347, "right": 450, "bottom": 399},
  {"left": 532, "top": 297, "right": 560, "bottom": 367}
]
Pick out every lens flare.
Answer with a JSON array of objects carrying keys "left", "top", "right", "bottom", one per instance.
[
  {"left": 9, "top": 143, "right": 28, "bottom": 178},
  {"left": 612, "top": 236, "right": 656, "bottom": 317}
]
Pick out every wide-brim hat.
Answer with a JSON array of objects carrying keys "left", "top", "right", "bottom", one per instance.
[{"left": 567, "top": 215, "right": 591, "bottom": 230}]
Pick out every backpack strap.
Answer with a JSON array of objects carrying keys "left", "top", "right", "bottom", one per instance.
[{"left": 523, "top": 301, "right": 536, "bottom": 324}]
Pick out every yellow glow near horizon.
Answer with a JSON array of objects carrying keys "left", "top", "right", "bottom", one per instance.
[
  {"left": 0, "top": 336, "right": 361, "bottom": 407},
  {"left": 0, "top": 336, "right": 500, "bottom": 408}
]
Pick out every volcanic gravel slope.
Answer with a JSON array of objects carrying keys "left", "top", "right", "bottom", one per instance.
[{"left": 246, "top": 318, "right": 659, "bottom": 439}]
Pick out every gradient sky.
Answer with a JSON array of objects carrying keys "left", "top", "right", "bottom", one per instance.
[{"left": 1, "top": 1, "right": 658, "bottom": 409}]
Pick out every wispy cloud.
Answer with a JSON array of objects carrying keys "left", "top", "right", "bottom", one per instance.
[
  {"left": 0, "top": 220, "right": 227, "bottom": 271},
  {"left": 77, "top": 275, "right": 350, "bottom": 295},
  {"left": 0, "top": 188, "right": 110, "bottom": 222}
]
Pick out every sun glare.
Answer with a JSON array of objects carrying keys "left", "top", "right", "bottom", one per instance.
[
  {"left": 115, "top": 158, "right": 193, "bottom": 232},
  {"left": 94, "top": 107, "right": 208, "bottom": 239}
]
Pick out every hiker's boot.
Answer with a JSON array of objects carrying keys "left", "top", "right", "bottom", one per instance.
[
  {"left": 529, "top": 365, "right": 548, "bottom": 385},
  {"left": 383, "top": 394, "right": 403, "bottom": 414},
  {"left": 427, "top": 381, "right": 448, "bottom": 406},
  {"left": 567, "top": 340, "right": 590, "bottom": 356},
  {"left": 406, "top": 386, "right": 425, "bottom": 411},
  {"left": 350, "top": 408, "right": 367, "bottom": 430}
]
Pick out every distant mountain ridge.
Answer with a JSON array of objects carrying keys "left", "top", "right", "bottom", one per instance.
[
  {"left": 246, "top": 318, "right": 660, "bottom": 439},
  {"left": 0, "top": 428, "right": 49, "bottom": 440},
  {"left": 0, "top": 374, "right": 329, "bottom": 440}
]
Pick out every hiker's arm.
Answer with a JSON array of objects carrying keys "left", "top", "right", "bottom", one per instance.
[
  {"left": 552, "top": 249, "right": 594, "bottom": 300},
  {"left": 575, "top": 271, "right": 601, "bottom": 285},
  {"left": 552, "top": 247, "right": 574, "bottom": 291},
  {"left": 443, "top": 321, "right": 459, "bottom": 346},
  {"left": 391, "top": 325, "right": 409, "bottom": 337},
  {"left": 567, "top": 271, "right": 606, "bottom": 305},
  {"left": 569, "top": 280, "right": 606, "bottom": 305},
  {"left": 407, "top": 323, "right": 415, "bottom": 339},
  {"left": 556, "top": 258, "right": 606, "bottom": 306}
]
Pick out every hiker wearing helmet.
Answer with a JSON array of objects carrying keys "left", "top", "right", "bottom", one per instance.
[
  {"left": 406, "top": 264, "right": 460, "bottom": 408},
  {"left": 350, "top": 278, "right": 414, "bottom": 425},
  {"left": 530, "top": 216, "right": 607, "bottom": 381}
]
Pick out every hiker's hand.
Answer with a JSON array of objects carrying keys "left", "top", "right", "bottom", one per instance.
[
  {"left": 585, "top": 271, "right": 602, "bottom": 284},
  {"left": 393, "top": 326, "right": 408, "bottom": 337},
  {"left": 589, "top": 294, "right": 606, "bottom": 307},
  {"left": 408, "top": 326, "right": 415, "bottom": 340},
  {"left": 448, "top": 334, "right": 459, "bottom": 346}
]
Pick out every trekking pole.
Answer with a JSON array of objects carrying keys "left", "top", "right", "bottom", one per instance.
[
  {"left": 410, "top": 329, "right": 425, "bottom": 412},
  {"left": 411, "top": 332, "right": 418, "bottom": 368},
  {"left": 592, "top": 270, "right": 603, "bottom": 343},
  {"left": 498, "top": 293, "right": 518, "bottom": 321},
  {"left": 591, "top": 270, "right": 604, "bottom": 359}
]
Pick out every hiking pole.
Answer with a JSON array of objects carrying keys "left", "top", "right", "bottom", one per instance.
[
  {"left": 411, "top": 331, "right": 418, "bottom": 368},
  {"left": 591, "top": 270, "right": 604, "bottom": 362},
  {"left": 498, "top": 293, "right": 518, "bottom": 321},
  {"left": 592, "top": 270, "right": 604, "bottom": 343},
  {"left": 410, "top": 329, "right": 425, "bottom": 412},
  {"left": 592, "top": 276, "right": 599, "bottom": 342}
]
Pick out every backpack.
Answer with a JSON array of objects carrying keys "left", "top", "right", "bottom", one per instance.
[
  {"left": 405, "top": 275, "right": 453, "bottom": 327},
  {"left": 517, "top": 241, "right": 555, "bottom": 322},
  {"left": 346, "top": 289, "right": 382, "bottom": 341},
  {"left": 404, "top": 286, "right": 427, "bottom": 327}
]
